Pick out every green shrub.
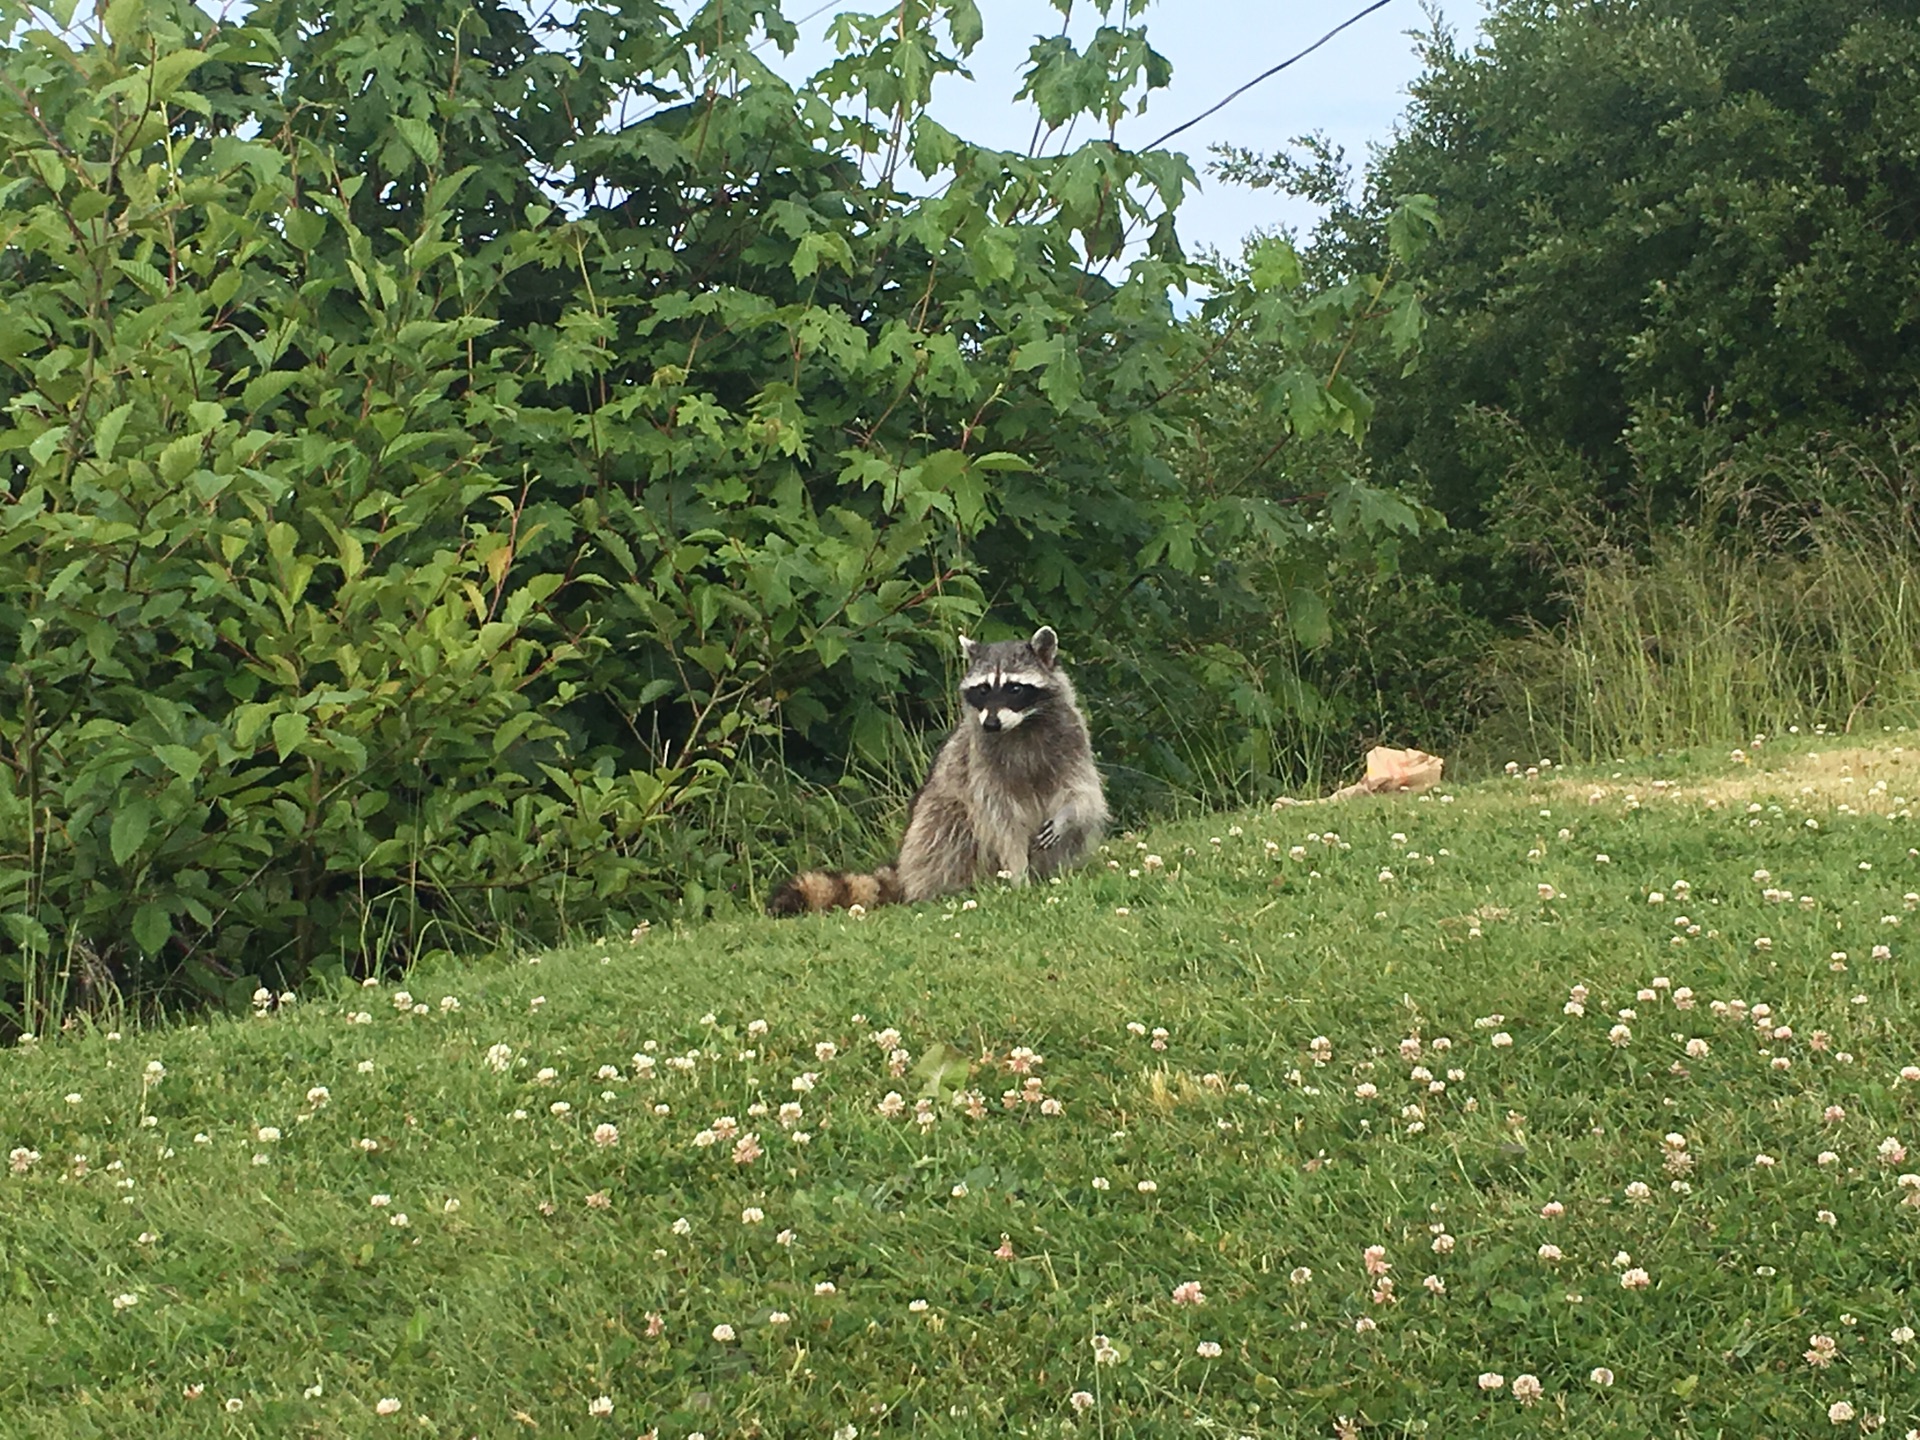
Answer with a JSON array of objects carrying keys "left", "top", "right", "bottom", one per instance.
[
  {"left": 0, "top": 0, "right": 1433, "bottom": 1028},
  {"left": 0, "top": 21, "right": 713, "bottom": 1017}
]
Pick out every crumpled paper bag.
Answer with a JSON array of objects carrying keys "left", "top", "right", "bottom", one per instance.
[{"left": 1275, "top": 746, "right": 1446, "bottom": 806}]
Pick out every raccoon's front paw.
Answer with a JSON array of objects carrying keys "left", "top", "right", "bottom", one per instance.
[{"left": 1032, "top": 817, "right": 1062, "bottom": 850}]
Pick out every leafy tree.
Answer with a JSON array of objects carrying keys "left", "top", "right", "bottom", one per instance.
[
  {"left": 1324, "top": 0, "right": 1920, "bottom": 609},
  {"left": 0, "top": 0, "right": 1429, "bottom": 1027}
]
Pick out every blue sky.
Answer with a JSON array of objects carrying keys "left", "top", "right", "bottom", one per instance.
[{"left": 787, "top": 0, "right": 1478, "bottom": 257}]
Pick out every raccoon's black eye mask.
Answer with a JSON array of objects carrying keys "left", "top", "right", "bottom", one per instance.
[{"left": 965, "top": 681, "right": 1042, "bottom": 710}]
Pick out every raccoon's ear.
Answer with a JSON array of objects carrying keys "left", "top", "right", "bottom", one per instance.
[
  {"left": 957, "top": 634, "right": 977, "bottom": 660},
  {"left": 1029, "top": 626, "right": 1058, "bottom": 667}
]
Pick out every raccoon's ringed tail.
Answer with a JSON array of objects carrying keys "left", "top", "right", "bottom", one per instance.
[{"left": 765, "top": 866, "right": 904, "bottom": 917}]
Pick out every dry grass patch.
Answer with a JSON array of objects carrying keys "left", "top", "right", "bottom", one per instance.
[
  {"left": 1139, "top": 1067, "right": 1230, "bottom": 1112},
  {"left": 1525, "top": 742, "right": 1919, "bottom": 815}
]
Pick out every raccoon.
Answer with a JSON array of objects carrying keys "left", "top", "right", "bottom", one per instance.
[{"left": 767, "top": 626, "right": 1108, "bottom": 916}]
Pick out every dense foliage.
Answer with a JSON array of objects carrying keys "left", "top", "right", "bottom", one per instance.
[
  {"left": 1205, "top": 0, "right": 1920, "bottom": 759},
  {"left": 1393, "top": 0, "right": 1919, "bottom": 511},
  {"left": 0, "top": 0, "right": 1429, "bottom": 1024}
]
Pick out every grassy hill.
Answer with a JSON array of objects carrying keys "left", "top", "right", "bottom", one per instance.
[{"left": 5, "top": 738, "right": 1920, "bottom": 1438}]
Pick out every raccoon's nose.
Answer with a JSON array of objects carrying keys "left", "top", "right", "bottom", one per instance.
[{"left": 980, "top": 712, "right": 1002, "bottom": 732}]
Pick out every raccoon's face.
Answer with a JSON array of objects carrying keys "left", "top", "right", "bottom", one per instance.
[{"left": 958, "top": 627, "right": 1060, "bottom": 734}]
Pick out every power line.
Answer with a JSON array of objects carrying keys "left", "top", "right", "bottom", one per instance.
[
  {"left": 782, "top": 0, "right": 844, "bottom": 44},
  {"left": 622, "top": 0, "right": 844, "bottom": 127},
  {"left": 1140, "top": 0, "right": 1397, "bottom": 152}
]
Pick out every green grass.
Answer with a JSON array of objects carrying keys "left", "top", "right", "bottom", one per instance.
[{"left": 5, "top": 736, "right": 1920, "bottom": 1437}]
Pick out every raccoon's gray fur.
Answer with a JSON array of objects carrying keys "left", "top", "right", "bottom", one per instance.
[{"left": 767, "top": 626, "right": 1108, "bottom": 916}]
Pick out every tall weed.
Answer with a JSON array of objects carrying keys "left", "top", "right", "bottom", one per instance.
[{"left": 1476, "top": 444, "right": 1920, "bottom": 762}]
